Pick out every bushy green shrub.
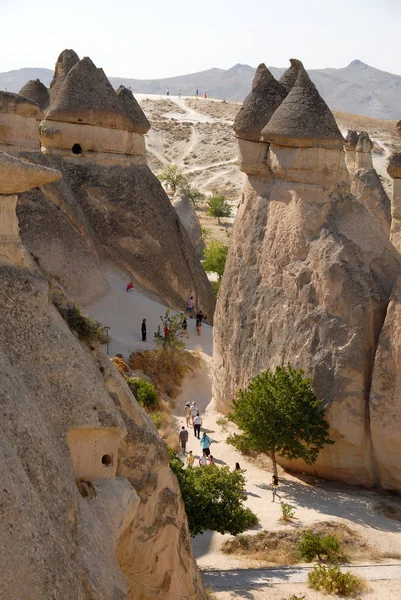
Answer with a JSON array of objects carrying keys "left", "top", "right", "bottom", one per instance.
[
  {"left": 281, "top": 503, "right": 295, "bottom": 522},
  {"left": 126, "top": 378, "right": 159, "bottom": 407},
  {"left": 280, "top": 595, "right": 306, "bottom": 600},
  {"left": 59, "top": 305, "right": 104, "bottom": 343},
  {"left": 308, "top": 564, "right": 364, "bottom": 596},
  {"left": 148, "top": 410, "right": 164, "bottom": 430},
  {"left": 298, "top": 530, "right": 344, "bottom": 563}
]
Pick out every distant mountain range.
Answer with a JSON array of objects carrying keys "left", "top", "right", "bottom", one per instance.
[{"left": 1, "top": 60, "right": 400, "bottom": 120}]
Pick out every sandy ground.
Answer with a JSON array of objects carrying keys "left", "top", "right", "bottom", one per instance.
[{"left": 86, "top": 272, "right": 401, "bottom": 598}]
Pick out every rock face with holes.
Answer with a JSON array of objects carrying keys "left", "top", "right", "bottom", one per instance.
[
  {"left": 172, "top": 189, "right": 205, "bottom": 257},
  {"left": 8, "top": 49, "right": 214, "bottom": 315},
  {"left": 344, "top": 130, "right": 391, "bottom": 237},
  {"left": 213, "top": 60, "right": 401, "bottom": 489},
  {"left": 0, "top": 158, "right": 206, "bottom": 599}
]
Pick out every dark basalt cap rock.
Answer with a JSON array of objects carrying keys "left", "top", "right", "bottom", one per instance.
[
  {"left": 388, "top": 152, "right": 401, "bottom": 179},
  {"left": 279, "top": 58, "right": 305, "bottom": 92},
  {"left": 49, "top": 49, "right": 80, "bottom": 101},
  {"left": 262, "top": 68, "right": 344, "bottom": 148},
  {"left": 344, "top": 130, "right": 359, "bottom": 150},
  {"left": 0, "top": 90, "right": 39, "bottom": 116},
  {"left": 19, "top": 79, "right": 50, "bottom": 112},
  {"left": 46, "top": 57, "right": 140, "bottom": 131},
  {"left": 356, "top": 131, "right": 373, "bottom": 153},
  {"left": 233, "top": 63, "right": 287, "bottom": 142},
  {"left": 116, "top": 86, "right": 150, "bottom": 134}
]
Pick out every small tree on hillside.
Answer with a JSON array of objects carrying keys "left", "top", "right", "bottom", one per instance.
[
  {"left": 158, "top": 164, "right": 188, "bottom": 194},
  {"left": 169, "top": 449, "right": 258, "bottom": 536},
  {"left": 154, "top": 308, "right": 185, "bottom": 348},
  {"left": 227, "top": 365, "right": 334, "bottom": 478},
  {"left": 206, "top": 191, "right": 232, "bottom": 224},
  {"left": 182, "top": 182, "right": 205, "bottom": 206},
  {"left": 203, "top": 240, "right": 228, "bottom": 281}
]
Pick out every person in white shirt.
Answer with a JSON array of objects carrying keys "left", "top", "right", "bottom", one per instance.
[
  {"left": 190, "top": 401, "right": 197, "bottom": 425},
  {"left": 193, "top": 411, "right": 202, "bottom": 438},
  {"left": 199, "top": 454, "right": 207, "bottom": 466}
]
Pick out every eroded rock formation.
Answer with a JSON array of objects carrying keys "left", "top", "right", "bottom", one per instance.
[
  {"left": 1, "top": 155, "right": 205, "bottom": 599},
  {"left": 0, "top": 90, "right": 40, "bottom": 152},
  {"left": 8, "top": 49, "right": 215, "bottom": 315},
  {"left": 214, "top": 61, "right": 401, "bottom": 488},
  {"left": 387, "top": 152, "right": 401, "bottom": 252},
  {"left": 19, "top": 79, "right": 50, "bottom": 116},
  {"left": 173, "top": 189, "right": 205, "bottom": 257}
]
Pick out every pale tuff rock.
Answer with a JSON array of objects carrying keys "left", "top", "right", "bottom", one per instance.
[
  {"left": 262, "top": 69, "right": 344, "bottom": 148},
  {"left": 387, "top": 152, "right": 401, "bottom": 252},
  {"left": 214, "top": 59, "right": 401, "bottom": 488},
  {"left": 0, "top": 90, "right": 40, "bottom": 152},
  {"left": 370, "top": 274, "right": 401, "bottom": 489},
  {"left": 233, "top": 64, "right": 287, "bottom": 142},
  {"left": 49, "top": 48, "right": 80, "bottom": 101},
  {"left": 345, "top": 131, "right": 391, "bottom": 237},
  {"left": 0, "top": 151, "right": 60, "bottom": 268},
  {"left": 19, "top": 79, "right": 50, "bottom": 114},
  {"left": 0, "top": 265, "right": 205, "bottom": 600},
  {"left": 172, "top": 190, "right": 205, "bottom": 257},
  {"left": 116, "top": 85, "right": 151, "bottom": 135}
]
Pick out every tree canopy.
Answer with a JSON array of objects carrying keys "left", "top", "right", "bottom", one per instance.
[
  {"left": 206, "top": 191, "right": 233, "bottom": 224},
  {"left": 169, "top": 450, "right": 257, "bottom": 536},
  {"left": 158, "top": 164, "right": 188, "bottom": 193},
  {"left": 227, "top": 365, "right": 334, "bottom": 477},
  {"left": 203, "top": 240, "right": 228, "bottom": 281}
]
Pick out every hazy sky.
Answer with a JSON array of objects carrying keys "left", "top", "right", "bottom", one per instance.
[{"left": 1, "top": 0, "right": 400, "bottom": 78}]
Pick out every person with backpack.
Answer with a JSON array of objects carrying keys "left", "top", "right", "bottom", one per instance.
[
  {"left": 179, "top": 426, "right": 189, "bottom": 455},
  {"left": 200, "top": 431, "right": 211, "bottom": 456}
]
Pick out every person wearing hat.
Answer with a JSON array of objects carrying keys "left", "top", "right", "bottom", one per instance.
[
  {"left": 184, "top": 402, "right": 191, "bottom": 426},
  {"left": 189, "top": 401, "right": 197, "bottom": 426},
  {"left": 141, "top": 318, "right": 147, "bottom": 342}
]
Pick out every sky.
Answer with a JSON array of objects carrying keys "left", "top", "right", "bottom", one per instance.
[{"left": 1, "top": 0, "right": 401, "bottom": 78}]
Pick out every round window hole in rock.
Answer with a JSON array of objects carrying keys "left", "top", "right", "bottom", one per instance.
[
  {"left": 101, "top": 454, "right": 113, "bottom": 467},
  {"left": 72, "top": 143, "right": 82, "bottom": 155}
]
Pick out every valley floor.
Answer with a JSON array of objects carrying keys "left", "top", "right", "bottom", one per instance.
[{"left": 87, "top": 273, "right": 401, "bottom": 598}]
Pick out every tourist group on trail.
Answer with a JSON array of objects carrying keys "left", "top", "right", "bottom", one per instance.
[{"left": 180, "top": 401, "right": 214, "bottom": 466}]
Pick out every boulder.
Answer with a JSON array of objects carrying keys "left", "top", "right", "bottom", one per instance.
[{"left": 173, "top": 190, "right": 205, "bottom": 257}]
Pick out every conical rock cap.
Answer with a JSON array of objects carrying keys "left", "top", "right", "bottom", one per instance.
[
  {"left": 116, "top": 86, "right": 150, "bottom": 134},
  {"left": 46, "top": 57, "right": 141, "bottom": 131},
  {"left": 234, "top": 64, "right": 287, "bottom": 141},
  {"left": 0, "top": 91, "right": 39, "bottom": 117},
  {"left": 279, "top": 58, "right": 305, "bottom": 92},
  {"left": 262, "top": 68, "right": 344, "bottom": 148},
  {"left": 50, "top": 49, "right": 80, "bottom": 101},
  {"left": 0, "top": 152, "right": 61, "bottom": 195},
  {"left": 19, "top": 79, "right": 50, "bottom": 112}
]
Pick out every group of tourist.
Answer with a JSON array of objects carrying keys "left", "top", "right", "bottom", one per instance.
[
  {"left": 165, "top": 88, "right": 207, "bottom": 99},
  {"left": 185, "top": 296, "right": 207, "bottom": 336},
  {"left": 179, "top": 401, "right": 216, "bottom": 466}
]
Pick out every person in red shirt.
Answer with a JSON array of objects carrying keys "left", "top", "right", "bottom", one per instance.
[{"left": 126, "top": 281, "right": 134, "bottom": 292}]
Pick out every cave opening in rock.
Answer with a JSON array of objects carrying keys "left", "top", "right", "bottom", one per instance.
[
  {"left": 102, "top": 454, "right": 113, "bottom": 466},
  {"left": 72, "top": 143, "right": 82, "bottom": 154}
]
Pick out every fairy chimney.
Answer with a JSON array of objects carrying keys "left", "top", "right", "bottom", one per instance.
[
  {"left": 233, "top": 63, "right": 287, "bottom": 176},
  {"left": 388, "top": 152, "right": 401, "bottom": 252},
  {"left": 0, "top": 91, "right": 40, "bottom": 152},
  {"left": 279, "top": 58, "right": 305, "bottom": 92},
  {"left": 40, "top": 57, "right": 148, "bottom": 162},
  {"left": 49, "top": 48, "right": 79, "bottom": 101},
  {"left": 0, "top": 151, "right": 60, "bottom": 268}
]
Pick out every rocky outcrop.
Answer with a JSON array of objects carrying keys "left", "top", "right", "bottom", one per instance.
[
  {"left": 1, "top": 156, "right": 205, "bottom": 599},
  {"left": 49, "top": 48, "right": 79, "bottom": 101},
  {"left": 19, "top": 79, "right": 50, "bottom": 115},
  {"left": 0, "top": 90, "right": 40, "bottom": 152},
  {"left": 173, "top": 190, "right": 205, "bottom": 257},
  {"left": 345, "top": 130, "right": 391, "bottom": 237},
  {"left": 213, "top": 61, "right": 401, "bottom": 488},
  {"left": 387, "top": 152, "right": 401, "bottom": 252},
  {"left": 6, "top": 49, "right": 214, "bottom": 314}
]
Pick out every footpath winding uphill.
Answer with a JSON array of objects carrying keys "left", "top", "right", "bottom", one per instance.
[{"left": 87, "top": 272, "right": 401, "bottom": 598}]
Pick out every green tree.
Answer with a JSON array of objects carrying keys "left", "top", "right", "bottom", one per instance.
[
  {"left": 203, "top": 240, "right": 228, "bottom": 281},
  {"left": 182, "top": 182, "right": 205, "bottom": 206},
  {"left": 206, "top": 191, "right": 233, "bottom": 224},
  {"left": 169, "top": 449, "right": 258, "bottom": 536},
  {"left": 158, "top": 164, "right": 188, "bottom": 193},
  {"left": 154, "top": 308, "right": 185, "bottom": 348},
  {"left": 227, "top": 365, "right": 334, "bottom": 478}
]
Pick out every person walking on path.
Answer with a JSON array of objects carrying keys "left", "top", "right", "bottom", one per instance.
[
  {"left": 141, "top": 318, "right": 147, "bottom": 342},
  {"left": 126, "top": 281, "right": 134, "bottom": 292},
  {"left": 196, "top": 310, "right": 204, "bottom": 336},
  {"left": 178, "top": 89, "right": 181, "bottom": 99},
  {"left": 186, "top": 450, "right": 194, "bottom": 468},
  {"left": 208, "top": 455, "right": 214, "bottom": 465},
  {"left": 199, "top": 454, "right": 207, "bottom": 466},
  {"left": 204, "top": 91, "right": 207, "bottom": 99},
  {"left": 166, "top": 87, "right": 169, "bottom": 96},
  {"left": 179, "top": 426, "right": 189, "bottom": 455},
  {"left": 189, "top": 401, "right": 197, "bottom": 425},
  {"left": 182, "top": 315, "right": 189, "bottom": 338},
  {"left": 184, "top": 402, "right": 191, "bottom": 427},
  {"left": 272, "top": 475, "right": 281, "bottom": 502},
  {"left": 196, "top": 89, "right": 199, "bottom": 97},
  {"left": 200, "top": 432, "right": 211, "bottom": 456},
  {"left": 186, "top": 296, "right": 195, "bottom": 317},
  {"left": 193, "top": 411, "right": 202, "bottom": 438}
]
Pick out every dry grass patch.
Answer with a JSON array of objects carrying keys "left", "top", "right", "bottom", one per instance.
[
  {"left": 376, "top": 500, "right": 401, "bottom": 523},
  {"left": 222, "top": 522, "right": 376, "bottom": 566}
]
